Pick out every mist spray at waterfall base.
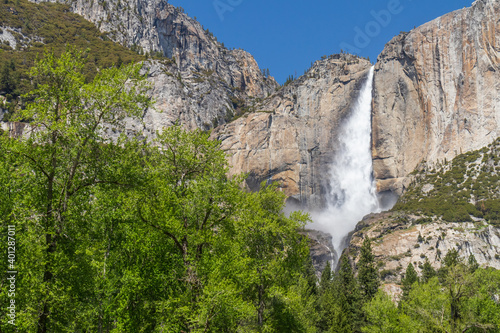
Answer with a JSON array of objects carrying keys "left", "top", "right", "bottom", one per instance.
[{"left": 310, "top": 66, "right": 380, "bottom": 267}]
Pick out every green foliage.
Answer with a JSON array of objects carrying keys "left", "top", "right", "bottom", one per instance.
[
  {"left": 357, "top": 238, "right": 380, "bottom": 302},
  {"left": 415, "top": 217, "right": 433, "bottom": 224},
  {"left": 393, "top": 138, "right": 500, "bottom": 223},
  {"left": 364, "top": 264, "right": 500, "bottom": 333},
  {"left": 284, "top": 74, "right": 295, "bottom": 86},
  {"left": 401, "top": 263, "right": 418, "bottom": 300},
  {"left": 0, "top": 59, "right": 17, "bottom": 95},
  {"left": 316, "top": 255, "right": 364, "bottom": 332},
  {"left": 0, "top": 48, "right": 151, "bottom": 332},
  {"left": 0, "top": 49, "right": 318, "bottom": 332},
  {"left": 0, "top": 0, "right": 145, "bottom": 107},
  {"left": 421, "top": 258, "right": 436, "bottom": 283},
  {"left": 320, "top": 261, "right": 332, "bottom": 292},
  {"left": 261, "top": 67, "right": 271, "bottom": 78},
  {"left": 477, "top": 199, "right": 500, "bottom": 223},
  {"left": 362, "top": 291, "right": 414, "bottom": 333},
  {"left": 417, "top": 232, "right": 424, "bottom": 243},
  {"left": 334, "top": 256, "right": 363, "bottom": 332},
  {"left": 3, "top": 47, "right": 499, "bottom": 333},
  {"left": 468, "top": 254, "right": 479, "bottom": 273},
  {"left": 443, "top": 248, "right": 461, "bottom": 268}
]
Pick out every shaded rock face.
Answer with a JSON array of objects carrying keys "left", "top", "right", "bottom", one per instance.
[
  {"left": 0, "top": 121, "right": 31, "bottom": 137},
  {"left": 212, "top": 55, "right": 372, "bottom": 208},
  {"left": 346, "top": 212, "right": 500, "bottom": 285},
  {"left": 302, "top": 229, "right": 336, "bottom": 279},
  {"left": 373, "top": 0, "right": 500, "bottom": 195},
  {"left": 30, "top": 0, "right": 277, "bottom": 131}
]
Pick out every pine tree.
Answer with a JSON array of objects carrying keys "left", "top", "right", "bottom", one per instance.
[
  {"left": 444, "top": 248, "right": 461, "bottom": 267},
  {"left": 357, "top": 237, "right": 379, "bottom": 302},
  {"left": 320, "top": 261, "right": 332, "bottom": 291},
  {"left": 401, "top": 263, "right": 418, "bottom": 299},
  {"left": 317, "top": 261, "right": 336, "bottom": 332},
  {"left": 8, "top": 59, "right": 15, "bottom": 71},
  {"left": 417, "top": 232, "right": 424, "bottom": 243},
  {"left": 468, "top": 254, "right": 479, "bottom": 273},
  {"left": 116, "top": 54, "right": 123, "bottom": 68},
  {"left": 421, "top": 258, "right": 436, "bottom": 283},
  {"left": 0, "top": 62, "right": 13, "bottom": 95},
  {"left": 331, "top": 255, "right": 362, "bottom": 332}
]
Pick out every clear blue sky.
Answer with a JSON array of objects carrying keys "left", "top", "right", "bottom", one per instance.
[{"left": 168, "top": 0, "right": 474, "bottom": 84}]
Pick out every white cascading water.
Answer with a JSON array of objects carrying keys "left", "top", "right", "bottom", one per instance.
[{"left": 312, "top": 66, "right": 379, "bottom": 266}]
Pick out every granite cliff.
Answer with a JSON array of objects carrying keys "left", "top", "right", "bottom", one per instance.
[
  {"left": 372, "top": 0, "right": 500, "bottom": 195},
  {"left": 345, "top": 137, "right": 500, "bottom": 294},
  {"left": 212, "top": 55, "right": 372, "bottom": 208},
  {"left": 28, "top": 0, "right": 277, "bottom": 132},
  {"left": 212, "top": 0, "right": 500, "bottom": 208}
]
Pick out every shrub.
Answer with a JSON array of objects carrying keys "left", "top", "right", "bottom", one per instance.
[{"left": 380, "top": 269, "right": 395, "bottom": 279}]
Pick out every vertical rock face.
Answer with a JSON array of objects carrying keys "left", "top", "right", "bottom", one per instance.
[
  {"left": 373, "top": 0, "right": 500, "bottom": 195},
  {"left": 29, "top": 0, "right": 278, "bottom": 131},
  {"left": 302, "top": 229, "right": 335, "bottom": 279},
  {"left": 212, "top": 55, "right": 372, "bottom": 208}
]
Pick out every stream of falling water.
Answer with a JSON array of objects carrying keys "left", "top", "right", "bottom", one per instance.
[{"left": 312, "top": 66, "right": 380, "bottom": 267}]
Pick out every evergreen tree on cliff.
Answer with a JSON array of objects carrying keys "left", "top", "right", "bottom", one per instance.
[
  {"left": 357, "top": 238, "right": 379, "bottom": 302},
  {"left": 401, "top": 263, "right": 419, "bottom": 300},
  {"left": 330, "top": 255, "right": 363, "bottom": 332}
]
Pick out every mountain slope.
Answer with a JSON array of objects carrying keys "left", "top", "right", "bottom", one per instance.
[
  {"left": 346, "top": 138, "right": 500, "bottom": 286},
  {"left": 29, "top": 0, "right": 278, "bottom": 100},
  {"left": 0, "top": 0, "right": 145, "bottom": 119},
  {"left": 1, "top": 0, "right": 278, "bottom": 131},
  {"left": 372, "top": 0, "right": 500, "bottom": 195}
]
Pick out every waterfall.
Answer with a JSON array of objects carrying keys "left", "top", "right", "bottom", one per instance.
[{"left": 312, "top": 66, "right": 379, "bottom": 266}]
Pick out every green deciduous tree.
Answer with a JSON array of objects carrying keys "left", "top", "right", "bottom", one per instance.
[
  {"left": 235, "top": 184, "right": 313, "bottom": 332},
  {"left": 362, "top": 290, "right": 415, "bottom": 333},
  {"left": 132, "top": 125, "right": 316, "bottom": 332},
  {"left": 0, "top": 49, "right": 320, "bottom": 332},
  {"left": 134, "top": 125, "right": 248, "bottom": 331},
  {"left": 0, "top": 47, "right": 151, "bottom": 332},
  {"left": 364, "top": 258, "right": 500, "bottom": 333},
  {"left": 401, "top": 277, "right": 449, "bottom": 332}
]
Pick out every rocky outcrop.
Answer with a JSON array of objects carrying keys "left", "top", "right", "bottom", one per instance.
[
  {"left": 134, "top": 59, "right": 237, "bottom": 134},
  {"left": 0, "top": 121, "right": 31, "bottom": 137},
  {"left": 212, "top": 55, "right": 372, "bottom": 208},
  {"left": 29, "top": 0, "right": 278, "bottom": 131},
  {"left": 30, "top": 0, "right": 276, "bottom": 96},
  {"left": 346, "top": 212, "right": 500, "bottom": 284},
  {"left": 302, "top": 229, "right": 336, "bottom": 279},
  {"left": 373, "top": 0, "right": 500, "bottom": 195},
  {"left": 343, "top": 137, "right": 500, "bottom": 285}
]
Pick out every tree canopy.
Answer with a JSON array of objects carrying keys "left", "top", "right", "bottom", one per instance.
[
  {"left": 0, "top": 48, "right": 316, "bottom": 333},
  {"left": 1, "top": 48, "right": 499, "bottom": 333}
]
